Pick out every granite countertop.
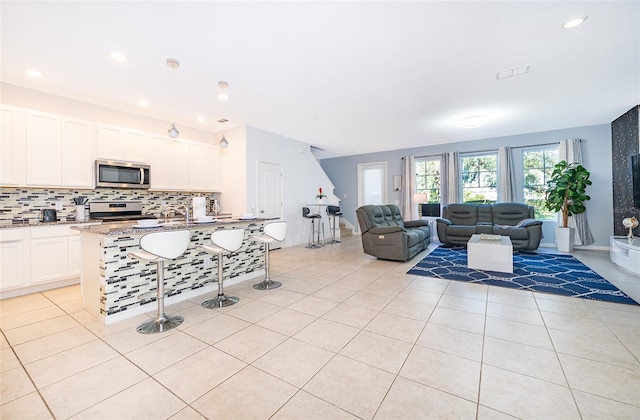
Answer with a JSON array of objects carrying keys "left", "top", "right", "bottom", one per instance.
[
  {"left": 0, "top": 219, "right": 102, "bottom": 229},
  {"left": 71, "top": 217, "right": 276, "bottom": 236}
]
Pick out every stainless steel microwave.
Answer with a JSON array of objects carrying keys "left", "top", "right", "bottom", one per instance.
[{"left": 95, "top": 160, "right": 150, "bottom": 189}]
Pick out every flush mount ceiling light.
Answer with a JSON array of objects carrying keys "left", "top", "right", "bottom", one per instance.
[
  {"left": 458, "top": 114, "right": 494, "bottom": 129},
  {"left": 110, "top": 51, "right": 127, "bottom": 62},
  {"left": 563, "top": 15, "right": 588, "bottom": 29},
  {"left": 166, "top": 58, "right": 180, "bottom": 138},
  {"left": 218, "top": 80, "right": 229, "bottom": 101}
]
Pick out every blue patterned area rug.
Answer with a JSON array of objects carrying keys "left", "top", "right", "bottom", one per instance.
[{"left": 408, "top": 247, "right": 638, "bottom": 305}]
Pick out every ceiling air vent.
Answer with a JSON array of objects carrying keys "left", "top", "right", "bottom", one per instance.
[{"left": 496, "top": 65, "right": 530, "bottom": 80}]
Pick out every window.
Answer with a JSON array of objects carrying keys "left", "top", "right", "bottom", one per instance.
[
  {"left": 461, "top": 153, "right": 497, "bottom": 203},
  {"left": 522, "top": 146, "right": 558, "bottom": 219},
  {"left": 415, "top": 158, "right": 441, "bottom": 203}
]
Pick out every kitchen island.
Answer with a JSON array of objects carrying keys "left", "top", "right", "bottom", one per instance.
[{"left": 72, "top": 218, "right": 276, "bottom": 324}]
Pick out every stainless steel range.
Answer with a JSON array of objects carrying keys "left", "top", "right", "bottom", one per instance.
[{"left": 89, "top": 201, "right": 156, "bottom": 222}]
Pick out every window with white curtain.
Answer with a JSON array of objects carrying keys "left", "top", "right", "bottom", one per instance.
[
  {"left": 414, "top": 157, "right": 441, "bottom": 203},
  {"left": 521, "top": 145, "right": 558, "bottom": 219},
  {"left": 460, "top": 152, "right": 497, "bottom": 203}
]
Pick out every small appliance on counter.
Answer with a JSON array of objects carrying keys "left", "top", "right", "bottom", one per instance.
[
  {"left": 89, "top": 201, "right": 156, "bottom": 222},
  {"left": 41, "top": 209, "right": 57, "bottom": 223}
]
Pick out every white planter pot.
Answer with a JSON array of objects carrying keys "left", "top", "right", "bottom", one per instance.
[{"left": 555, "top": 227, "right": 575, "bottom": 252}]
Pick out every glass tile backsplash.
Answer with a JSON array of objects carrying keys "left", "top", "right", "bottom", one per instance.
[{"left": 0, "top": 188, "right": 219, "bottom": 223}]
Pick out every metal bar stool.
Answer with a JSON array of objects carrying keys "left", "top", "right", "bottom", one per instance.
[
  {"left": 128, "top": 229, "right": 191, "bottom": 334},
  {"left": 302, "top": 207, "right": 323, "bottom": 248},
  {"left": 197, "top": 228, "right": 245, "bottom": 308},
  {"left": 251, "top": 221, "right": 287, "bottom": 290},
  {"left": 326, "top": 205, "right": 343, "bottom": 244}
]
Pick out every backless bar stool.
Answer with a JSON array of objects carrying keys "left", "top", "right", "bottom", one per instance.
[
  {"left": 326, "top": 205, "right": 343, "bottom": 244},
  {"left": 128, "top": 230, "right": 191, "bottom": 334},
  {"left": 251, "top": 221, "right": 287, "bottom": 290},
  {"left": 302, "top": 207, "right": 323, "bottom": 249},
  {"left": 197, "top": 228, "right": 245, "bottom": 308}
]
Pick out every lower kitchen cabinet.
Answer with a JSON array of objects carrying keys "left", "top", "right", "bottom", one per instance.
[
  {"left": 0, "top": 228, "right": 28, "bottom": 291},
  {"left": 0, "top": 224, "right": 92, "bottom": 299}
]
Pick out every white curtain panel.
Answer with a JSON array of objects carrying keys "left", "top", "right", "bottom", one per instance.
[
  {"left": 440, "top": 152, "right": 450, "bottom": 206},
  {"left": 558, "top": 139, "right": 595, "bottom": 246},
  {"left": 447, "top": 151, "right": 460, "bottom": 204},
  {"left": 401, "top": 156, "right": 418, "bottom": 219},
  {"left": 498, "top": 146, "right": 516, "bottom": 202}
]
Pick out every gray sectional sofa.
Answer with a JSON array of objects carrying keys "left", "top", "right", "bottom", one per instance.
[
  {"left": 436, "top": 203, "right": 543, "bottom": 250},
  {"left": 356, "top": 204, "right": 430, "bottom": 261}
]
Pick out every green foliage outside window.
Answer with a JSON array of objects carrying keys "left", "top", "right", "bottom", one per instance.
[
  {"left": 415, "top": 159, "right": 441, "bottom": 203},
  {"left": 523, "top": 148, "right": 558, "bottom": 219},
  {"left": 461, "top": 154, "right": 497, "bottom": 203}
]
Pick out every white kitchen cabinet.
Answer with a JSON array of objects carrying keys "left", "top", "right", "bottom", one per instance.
[
  {"left": 0, "top": 105, "right": 26, "bottom": 186},
  {"left": 30, "top": 231, "right": 68, "bottom": 284},
  {"left": 97, "top": 124, "right": 149, "bottom": 163},
  {"left": 123, "top": 130, "right": 149, "bottom": 163},
  {"left": 171, "top": 139, "right": 190, "bottom": 190},
  {"left": 0, "top": 228, "right": 28, "bottom": 291},
  {"left": 68, "top": 230, "right": 81, "bottom": 276},
  {"left": 25, "top": 110, "right": 62, "bottom": 186},
  {"left": 150, "top": 136, "right": 173, "bottom": 190},
  {"left": 0, "top": 224, "right": 93, "bottom": 298},
  {"left": 190, "top": 142, "right": 221, "bottom": 192},
  {"left": 62, "top": 118, "right": 95, "bottom": 187},
  {"left": 150, "top": 136, "right": 190, "bottom": 191},
  {"left": 206, "top": 145, "right": 221, "bottom": 191}
]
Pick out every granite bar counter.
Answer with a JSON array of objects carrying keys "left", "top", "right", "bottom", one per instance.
[{"left": 72, "top": 218, "right": 276, "bottom": 324}]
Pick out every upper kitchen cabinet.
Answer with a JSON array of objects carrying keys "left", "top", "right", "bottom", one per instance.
[
  {"left": 150, "top": 136, "right": 189, "bottom": 191},
  {"left": 190, "top": 141, "right": 221, "bottom": 192},
  {"left": 24, "top": 110, "right": 95, "bottom": 188},
  {"left": 97, "top": 124, "right": 149, "bottom": 163},
  {"left": 62, "top": 118, "right": 95, "bottom": 187},
  {"left": 0, "top": 105, "right": 26, "bottom": 186},
  {"left": 25, "top": 110, "right": 63, "bottom": 186}
]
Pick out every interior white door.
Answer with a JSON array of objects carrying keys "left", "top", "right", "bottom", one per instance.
[
  {"left": 357, "top": 162, "right": 387, "bottom": 206},
  {"left": 257, "top": 161, "right": 283, "bottom": 219}
]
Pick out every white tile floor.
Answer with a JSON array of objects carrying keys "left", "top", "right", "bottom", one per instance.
[{"left": 1, "top": 236, "right": 639, "bottom": 419}]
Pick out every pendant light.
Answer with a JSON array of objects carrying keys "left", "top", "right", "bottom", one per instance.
[
  {"left": 166, "top": 58, "right": 180, "bottom": 138},
  {"left": 219, "top": 135, "right": 229, "bottom": 148},
  {"left": 218, "top": 118, "right": 229, "bottom": 148}
]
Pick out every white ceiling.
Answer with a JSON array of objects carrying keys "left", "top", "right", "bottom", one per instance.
[{"left": 2, "top": 1, "right": 639, "bottom": 158}]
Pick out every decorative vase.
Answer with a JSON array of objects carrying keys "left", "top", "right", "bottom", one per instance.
[{"left": 555, "top": 227, "right": 575, "bottom": 252}]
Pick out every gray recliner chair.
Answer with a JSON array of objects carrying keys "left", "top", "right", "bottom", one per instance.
[
  {"left": 436, "top": 203, "right": 543, "bottom": 250},
  {"left": 356, "top": 204, "right": 430, "bottom": 261}
]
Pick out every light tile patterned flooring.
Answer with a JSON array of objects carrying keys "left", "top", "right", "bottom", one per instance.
[{"left": 1, "top": 236, "right": 639, "bottom": 419}]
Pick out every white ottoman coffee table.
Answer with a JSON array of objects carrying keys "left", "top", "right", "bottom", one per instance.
[{"left": 467, "top": 234, "right": 513, "bottom": 273}]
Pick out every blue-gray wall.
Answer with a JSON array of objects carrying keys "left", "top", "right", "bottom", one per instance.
[{"left": 320, "top": 124, "right": 613, "bottom": 247}]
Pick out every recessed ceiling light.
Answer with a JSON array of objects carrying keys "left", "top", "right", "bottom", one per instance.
[
  {"left": 138, "top": 99, "right": 149, "bottom": 107},
  {"left": 197, "top": 116, "right": 206, "bottom": 123},
  {"left": 218, "top": 93, "right": 229, "bottom": 101},
  {"left": 25, "top": 68, "right": 42, "bottom": 78},
  {"left": 563, "top": 16, "right": 587, "bottom": 29},
  {"left": 110, "top": 51, "right": 127, "bottom": 62}
]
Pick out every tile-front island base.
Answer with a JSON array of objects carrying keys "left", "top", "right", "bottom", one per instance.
[{"left": 74, "top": 219, "right": 273, "bottom": 325}]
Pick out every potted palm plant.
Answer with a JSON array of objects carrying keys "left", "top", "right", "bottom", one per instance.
[{"left": 544, "top": 160, "right": 592, "bottom": 252}]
